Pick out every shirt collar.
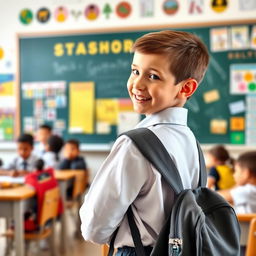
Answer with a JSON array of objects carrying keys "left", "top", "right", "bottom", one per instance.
[{"left": 135, "top": 107, "right": 188, "bottom": 128}]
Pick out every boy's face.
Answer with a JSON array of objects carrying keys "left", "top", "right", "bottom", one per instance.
[
  {"left": 17, "top": 142, "right": 33, "bottom": 160},
  {"left": 233, "top": 163, "right": 250, "bottom": 186},
  {"left": 63, "top": 143, "right": 79, "bottom": 160},
  {"left": 37, "top": 128, "right": 51, "bottom": 144},
  {"left": 127, "top": 52, "right": 186, "bottom": 115}
]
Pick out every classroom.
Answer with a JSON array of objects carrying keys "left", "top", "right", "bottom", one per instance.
[{"left": 0, "top": 0, "right": 256, "bottom": 256}]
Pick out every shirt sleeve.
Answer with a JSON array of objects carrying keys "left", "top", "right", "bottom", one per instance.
[
  {"left": 71, "top": 157, "right": 87, "bottom": 170},
  {"left": 58, "top": 159, "right": 71, "bottom": 170},
  {"left": 230, "top": 185, "right": 249, "bottom": 206},
  {"left": 79, "top": 135, "right": 151, "bottom": 244},
  {"left": 208, "top": 167, "right": 220, "bottom": 181}
]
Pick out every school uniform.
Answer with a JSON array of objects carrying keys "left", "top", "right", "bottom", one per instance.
[
  {"left": 230, "top": 184, "right": 256, "bottom": 214},
  {"left": 5, "top": 154, "right": 38, "bottom": 172},
  {"left": 33, "top": 142, "right": 45, "bottom": 158},
  {"left": 79, "top": 107, "right": 200, "bottom": 252},
  {"left": 58, "top": 156, "right": 87, "bottom": 170},
  {"left": 42, "top": 151, "right": 59, "bottom": 169}
]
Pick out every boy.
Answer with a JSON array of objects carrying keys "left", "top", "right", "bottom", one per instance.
[
  {"left": 0, "top": 133, "right": 38, "bottom": 176},
  {"left": 79, "top": 30, "right": 209, "bottom": 255},
  {"left": 218, "top": 151, "right": 256, "bottom": 214},
  {"left": 58, "top": 139, "right": 87, "bottom": 170},
  {"left": 34, "top": 124, "right": 52, "bottom": 157}
]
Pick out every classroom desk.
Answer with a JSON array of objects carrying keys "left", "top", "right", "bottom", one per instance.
[{"left": 0, "top": 185, "right": 35, "bottom": 256}]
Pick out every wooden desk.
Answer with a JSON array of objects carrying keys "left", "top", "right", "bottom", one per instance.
[{"left": 0, "top": 185, "right": 35, "bottom": 256}]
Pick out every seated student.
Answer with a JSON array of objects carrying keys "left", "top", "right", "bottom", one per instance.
[
  {"left": 218, "top": 151, "right": 256, "bottom": 214},
  {"left": 58, "top": 139, "right": 88, "bottom": 199},
  {"left": 58, "top": 139, "right": 87, "bottom": 170},
  {"left": 0, "top": 134, "right": 38, "bottom": 176},
  {"left": 42, "top": 135, "right": 64, "bottom": 169},
  {"left": 34, "top": 124, "right": 52, "bottom": 158},
  {"left": 206, "top": 145, "right": 235, "bottom": 190}
]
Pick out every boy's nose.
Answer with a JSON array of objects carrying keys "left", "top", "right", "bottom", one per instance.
[{"left": 133, "top": 77, "right": 146, "bottom": 90}]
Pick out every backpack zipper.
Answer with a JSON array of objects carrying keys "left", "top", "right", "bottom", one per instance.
[{"left": 169, "top": 238, "right": 182, "bottom": 255}]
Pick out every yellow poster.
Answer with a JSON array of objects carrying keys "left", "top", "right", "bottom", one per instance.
[
  {"left": 69, "top": 82, "right": 94, "bottom": 134},
  {"left": 0, "top": 81, "right": 14, "bottom": 96},
  {"left": 96, "top": 99, "right": 118, "bottom": 125}
]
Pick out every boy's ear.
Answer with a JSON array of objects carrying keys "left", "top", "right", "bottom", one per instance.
[{"left": 180, "top": 78, "right": 198, "bottom": 98}]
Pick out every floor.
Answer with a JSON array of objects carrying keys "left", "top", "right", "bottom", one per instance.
[{"left": 0, "top": 211, "right": 103, "bottom": 256}]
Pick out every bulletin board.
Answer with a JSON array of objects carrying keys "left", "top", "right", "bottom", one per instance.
[{"left": 17, "top": 20, "right": 256, "bottom": 146}]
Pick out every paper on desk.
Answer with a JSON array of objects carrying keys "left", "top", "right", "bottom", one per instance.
[{"left": 0, "top": 176, "right": 25, "bottom": 184}]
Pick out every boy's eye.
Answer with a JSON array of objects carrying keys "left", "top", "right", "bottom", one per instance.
[
  {"left": 149, "top": 74, "right": 160, "bottom": 80},
  {"left": 132, "top": 69, "right": 139, "bottom": 75}
]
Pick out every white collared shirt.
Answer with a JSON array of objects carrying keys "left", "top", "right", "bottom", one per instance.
[
  {"left": 80, "top": 107, "right": 200, "bottom": 247},
  {"left": 5, "top": 154, "right": 38, "bottom": 172}
]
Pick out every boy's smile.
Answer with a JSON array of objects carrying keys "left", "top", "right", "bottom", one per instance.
[{"left": 127, "top": 51, "right": 185, "bottom": 115}]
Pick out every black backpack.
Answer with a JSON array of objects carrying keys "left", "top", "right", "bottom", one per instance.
[{"left": 109, "top": 128, "right": 241, "bottom": 256}]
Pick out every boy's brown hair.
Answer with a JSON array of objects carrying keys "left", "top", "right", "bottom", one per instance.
[
  {"left": 132, "top": 30, "right": 209, "bottom": 85},
  {"left": 236, "top": 151, "right": 256, "bottom": 177},
  {"left": 209, "top": 145, "right": 230, "bottom": 163}
]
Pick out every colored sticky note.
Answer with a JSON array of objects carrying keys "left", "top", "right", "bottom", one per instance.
[
  {"left": 231, "top": 132, "right": 245, "bottom": 144},
  {"left": 203, "top": 90, "right": 220, "bottom": 103},
  {"left": 228, "top": 100, "right": 245, "bottom": 115},
  {"left": 96, "top": 99, "right": 118, "bottom": 125},
  {"left": 230, "top": 117, "right": 245, "bottom": 131},
  {"left": 210, "top": 119, "right": 227, "bottom": 134}
]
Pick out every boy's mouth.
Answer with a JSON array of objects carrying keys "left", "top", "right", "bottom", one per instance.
[{"left": 134, "top": 94, "right": 151, "bottom": 102}]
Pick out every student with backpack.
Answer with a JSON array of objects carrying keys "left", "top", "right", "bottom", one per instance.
[{"left": 79, "top": 31, "right": 240, "bottom": 256}]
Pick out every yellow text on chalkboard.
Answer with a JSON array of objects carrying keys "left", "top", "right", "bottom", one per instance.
[{"left": 54, "top": 39, "right": 134, "bottom": 57}]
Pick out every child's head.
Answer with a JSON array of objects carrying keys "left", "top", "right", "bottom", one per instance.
[
  {"left": 234, "top": 151, "right": 256, "bottom": 186},
  {"left": 36, "top": 124, "right": 52, "bottom": 145},
  {"left": 206, "top": 145, "right": 230, "bottom": 168},
  {"left": 17, "top": 133, "right": 34, "bottom": 160},
  {"left": 34, "top": 159, "right": 45, "bottom": 171},
  {"left": 128, "top": 30, "right": 209, "bottom": 115},
  {"left": 46, "top": 135, "right": 64, "bottom": 155},
  {"left": 63, "top": 139, "right": 80, "bottom": 160}
]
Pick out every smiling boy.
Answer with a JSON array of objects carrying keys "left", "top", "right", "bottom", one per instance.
[{"left": 79, "top": 30, "right": 209, "bottom": 256}]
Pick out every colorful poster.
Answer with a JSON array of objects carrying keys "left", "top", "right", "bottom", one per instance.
[
  {"left": 231, "top": 26, "right": 249, "bottom": 50},
  {"left": 0, "top": 109, "right": 15, "bottom": 140},
  {"left": 210, "top": 27, "right": 229, "bottom": 52},
  {"left": 230, "top": 64, "right": 256, "bottom": 94},
  {"left": 210, "top": 119, "right": 227, "bottom": 134},
  {"left": 246, "top": 95, "right": 256, "bottom": 145},
  {"left": 69, "top": 82, "right": 95, "bottom": 134},
  {"left": 230, "top": 117, "right": 245, "bottom": 131}
]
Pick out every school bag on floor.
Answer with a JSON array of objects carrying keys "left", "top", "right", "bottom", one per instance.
[{"left": 109, "top": 128, "right": 240, "bottom": 256}]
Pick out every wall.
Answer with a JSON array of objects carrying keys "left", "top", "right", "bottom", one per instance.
[{"left": 0, "top": 0, "right": 256, "bottom": 179}]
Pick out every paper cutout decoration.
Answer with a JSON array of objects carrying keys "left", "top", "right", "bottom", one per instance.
[
  {"left": 140, "top": 0, "right": 154, "bottom": 17},
  {"left": 103, "top": 3, "right": 112, "bottom": 19},
  {"left": 188, "top": 0, "right": 203, "bottom": 14},
  {"left": 85, "top": 4, "right": 100, "bottom": 20},
  {"left": 55, "top": 6, "right": 68, "bottom": 22},
  {"left": 246, "top": 95, "right": 256, "bottom": 145},
  {"left": 116, "top": 1, "right": 132, "bottom": 18},
  {"left": 19, "top": 9, "right": 33, "bottom": 25},
  {"left": 210, "top": 27, "right": 229, "bottom": 52},
  {"left": 211, "top": 0, "right": 228, "bottom": 13},
  {"left": 0, "top": 109, "right": 15, "bottom": 140},
  {"left": 96, "top": 122, "right": 111, "bottom": 134},
  {"left": 228, "top": 100, "right": 245, "bottom": 115},
  {"left": 0, "top": 47, "right": 4, "bottom": 60},
  {"left": 250, "top": 26, "right": 256, "bottom": 49},
  {"left": 230, "top": 117, "right": 245, "bottom": 131},
  {"left": 231, "top": 26, "right": 249, "bottom": 50},
  {"left": 230, "top": 132, "right": 245, "bottom": 144},
  {"left": 230, "top": 64, "right": 256, "bottom": 94},
  {"left": 69, "top": 82, "right": 95, "bottom": 134},
  {"left": 163, "top": 0, "right": 179, "bottom": 15},
  {"left": 210, "top": 119, "right": 227, "bottom": 134},
  {"left": 37, "top": 7, "right": 51, "bottom": 23},
  {"left": 239, "top": 0, "right": 256, "bottom": 11},
  {"left": 203, "top": 89, "right": 220, "bottom": 103}
]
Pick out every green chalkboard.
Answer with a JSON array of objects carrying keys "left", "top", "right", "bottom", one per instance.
[{"left": 18, "top": 22, "right": 256, "bottom": 145}]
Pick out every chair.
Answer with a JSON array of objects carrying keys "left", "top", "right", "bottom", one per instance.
[
  {"left": 3, "top": 187, "right": 60, "bottom": 256},
  {"left": 66, "top": 170, "right": 89, "bottom": 238},
  {"left": 102, "top": 244, "right": 109, "bottom": 256},
  {"left": 237, "top": 214, "right": 256, "bottom": 256}
]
